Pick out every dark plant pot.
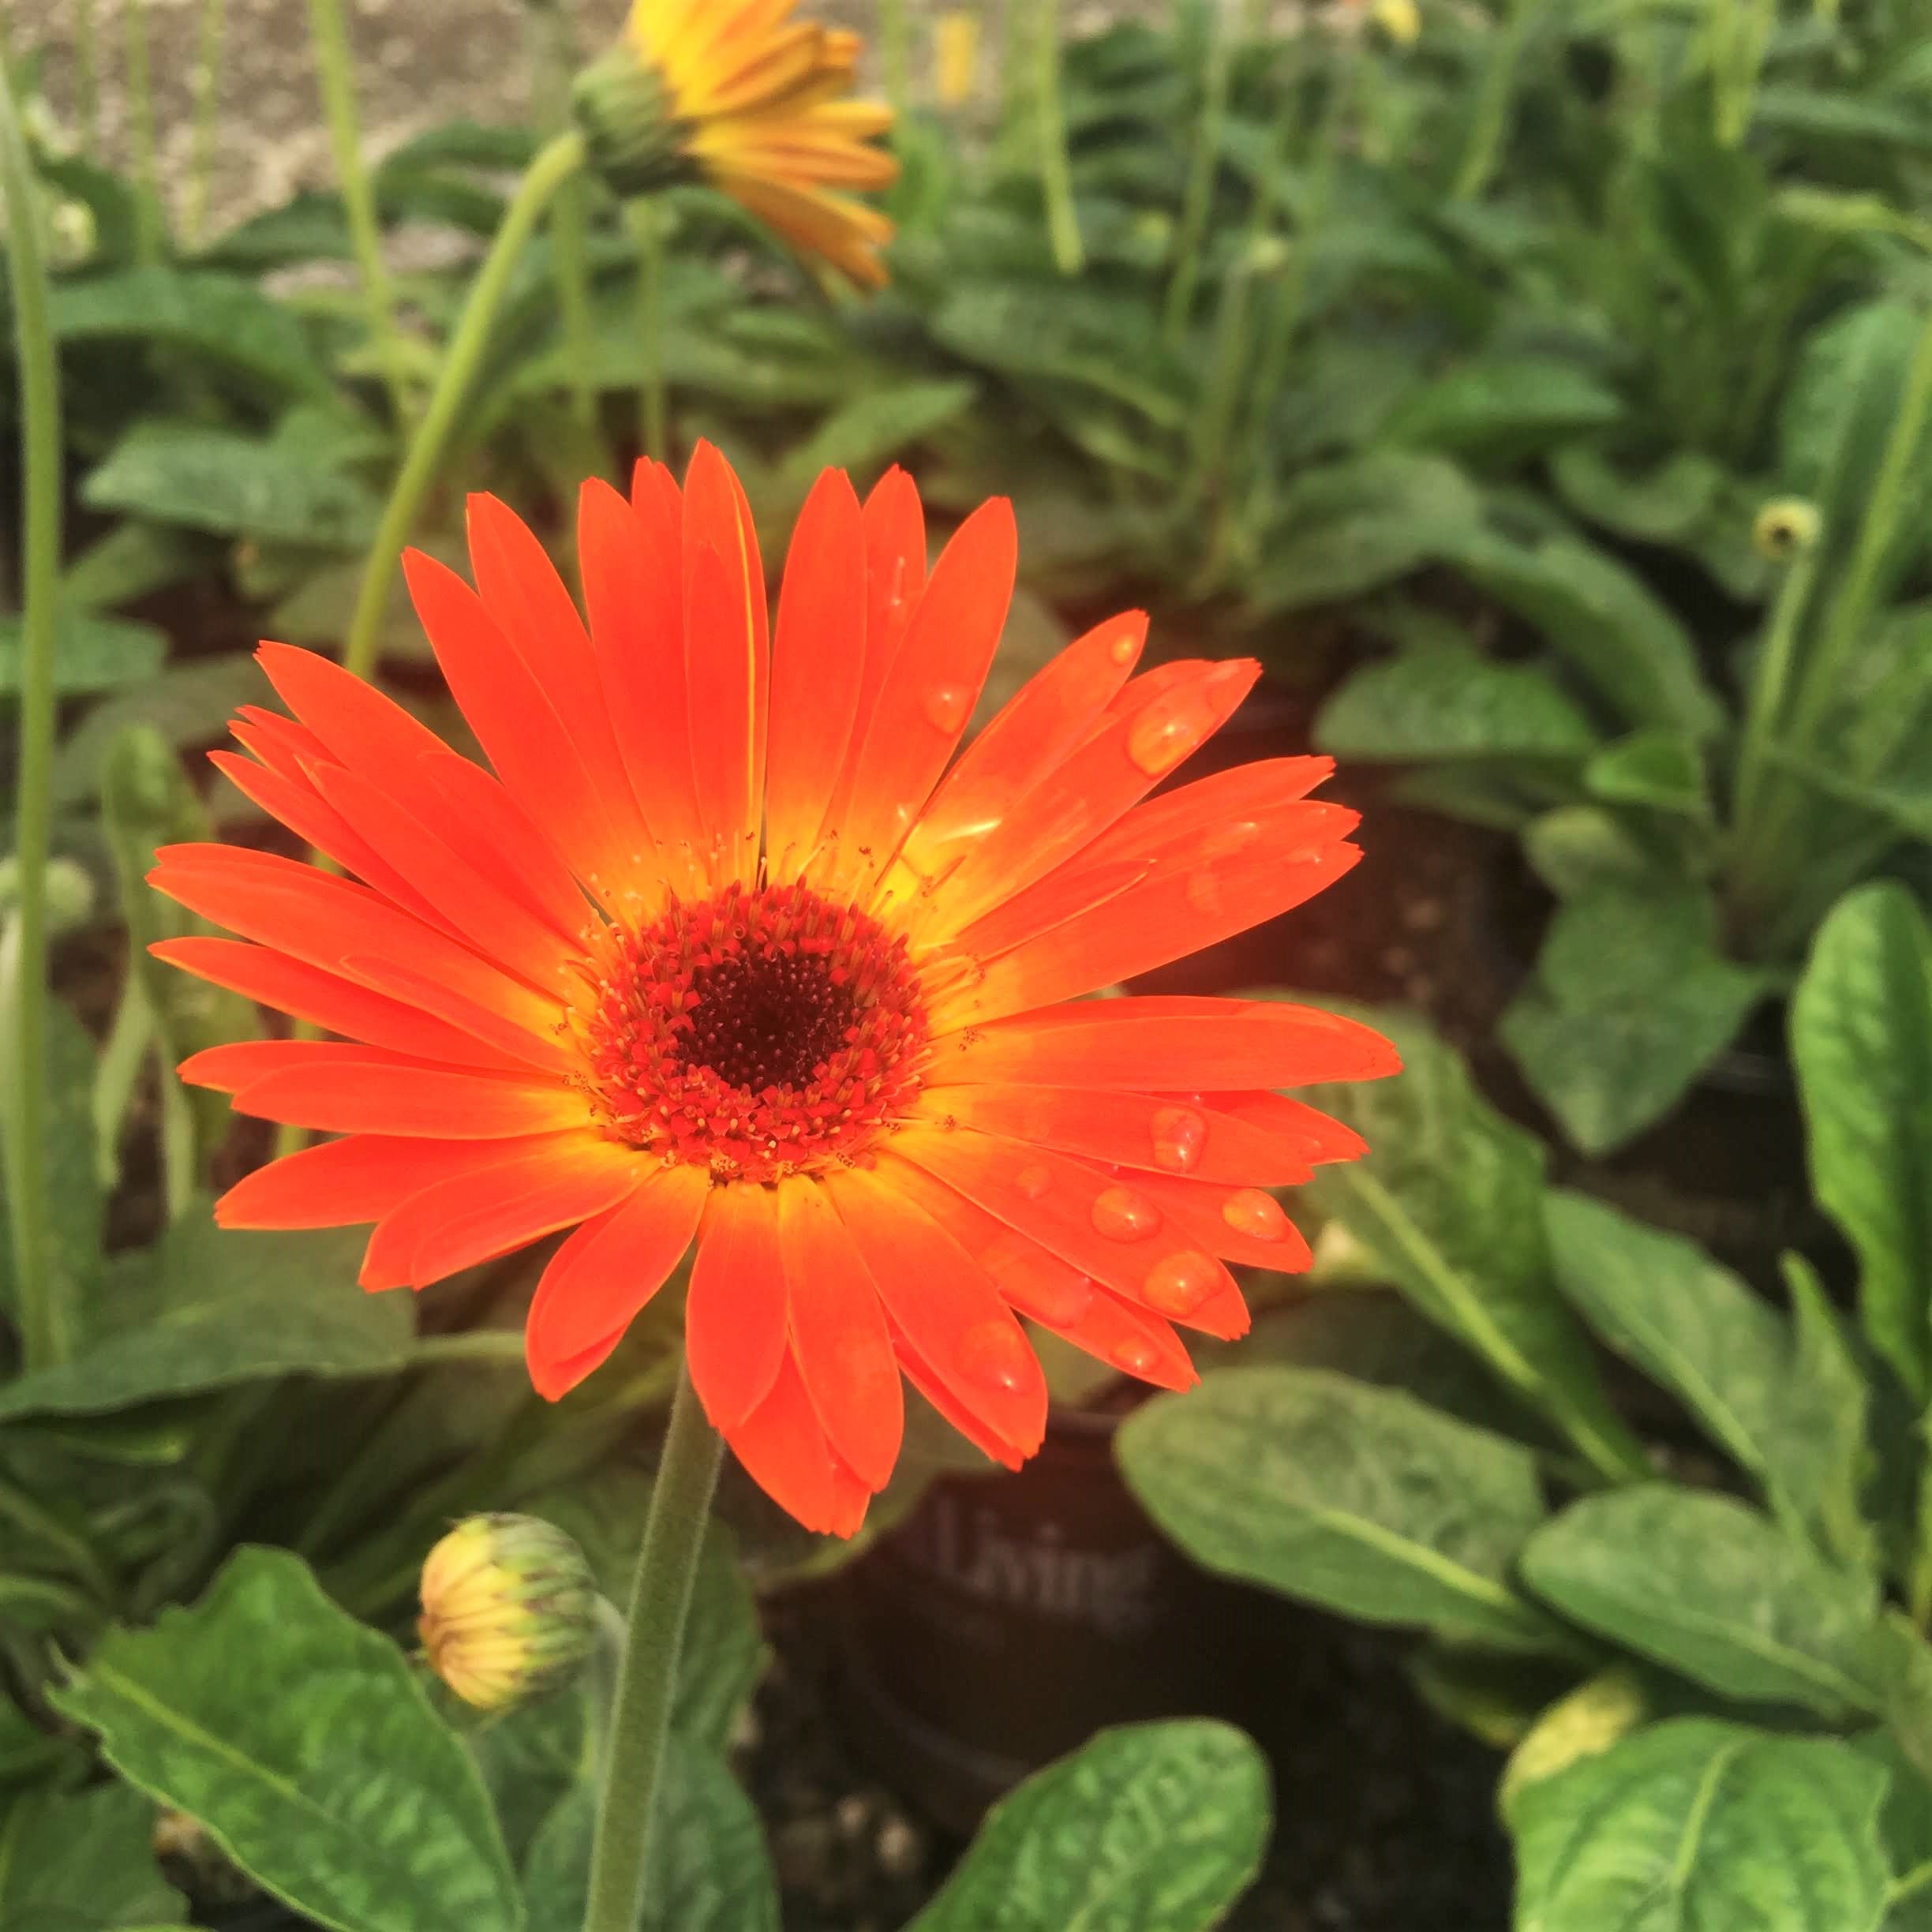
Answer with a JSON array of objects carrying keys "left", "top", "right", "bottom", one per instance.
[{"left": 834, "top": 1399, "right": 1303, "bottom": 1835}]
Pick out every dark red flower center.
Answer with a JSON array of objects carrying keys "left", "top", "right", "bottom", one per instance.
[{"left": 577, "top": 881, "right": 928, "bottom": 1182}]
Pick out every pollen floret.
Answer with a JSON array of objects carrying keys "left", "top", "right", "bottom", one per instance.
[{"left": 578, "top": 880, "right": 928, "bottom": 1181}]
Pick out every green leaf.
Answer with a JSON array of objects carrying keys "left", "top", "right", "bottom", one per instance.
[
  {"left": 1790, "top": 884, "right": 1932, "bottom": 1401},
  {"left": 0, "top": 612, "right": 165, "bottom": 696},
  {"left": 1549, "top": 444, "right": 1725, "bottom": 545},
  {"left": 1508, "top": 1719, "right": 1891, "bottom": 1932},
  {"left": 1298, "top": 1003, "right": 1647, "bottom": 1482},
  {"left": 1521, "top": 1486, "right": 1888, "bottom": 1715},
  {"left": 1383, "top": 357, "right": 1623, "bottom": 460},
  {"left": 1446, "top": 525, "right": 1724, "bottom": 738},
  {"left": 53, "top": 1548, "right": 520, "bottom": 1932},
  {"left": 51, "top": 266, "right": 330, "bottom": 398},
  {"left": 60, "top": 522, "right": 206, "bottom": 612},
  {"left": 1522, "top": 805, "right": 1659, "bottom": 900},
  {"left": 1544, "top": 1192, "right": 1874, "bottom": 1567},
  {"left": 1502, "top": 882, "right": 1773, "bottom": 1155},
  {"left": 83, "top": 423, "right": 383, "bottom": 549},
  {"left": 906, "top": 1720, "right": 1270, "bottom": 1932},
  {"left": 1247, "top": 452, "right": 1485, "bottom": 612},
  {"left": 1316, "top": 646, "right": 1598, "bottom": 762},
  {"left": 522, "top": 1734, "right": 779, "bottom": 1932},
  {"left": 1854, "top": 1728, "right": 1932, "bottom": 1930},
  {"left": 0, "top": 1780, "right": 184, "bottom": 1927},
  {"left": 1585, "top": 730, "right": 1711, "bottom": 818},
  {"left": 0, "top": 1215, "right": 413, "bottom": 1421},
  {"left": 783, "top": 379, "right": 980, "bottom": 481},
  {"left": 1119, "top": 1367, "right": 1564, "bottom": 1650}
]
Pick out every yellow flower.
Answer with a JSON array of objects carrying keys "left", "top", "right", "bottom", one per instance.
[
  {"left": 417, "top": 1515, "right": 601, "bottom": 1711},
  {"left": 1371, "top": 0, "right": 1422, "bottom": 43},
  {"left": 576, "top": 0, "right": 898, "bottom": 288}
]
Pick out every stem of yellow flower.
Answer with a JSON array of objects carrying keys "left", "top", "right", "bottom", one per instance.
[
  {"left": 630, "top": 198, "right": 668, "bottom": 461},
  {"left": 340, "top": 129, "right": 588, "bottom": 684},
  {"left": 882, "top": 0, "right": 912, "bottom": 118},
  {"left": 1035, "top": 0, "right": 1084, "bottom": 275},
  {"left": 184, "top": 0, "right": 225, "bottom": 246},
  {"left": 0, "top": 53, "right": 74, "bottom": 1373},
  {"left": 122, "top": 0, "right": 164, "bottom": 263},
  {"left": 582, "top": 1359, "right": 724, "bottom": 1932},
  {"left": 305, "top": 0, "right": 414, "bottom": 429}
]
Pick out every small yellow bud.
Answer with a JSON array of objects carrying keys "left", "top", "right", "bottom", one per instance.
[
  {"left": 1753, "top": 497, "right": 1822, "bottom": 562},
  {"left": 418, "top": 1515, "right": 600, "bottom": 1712},
  {"left": 1500, "top": 1668, "right": 1648, "bottom": 1810},
  {"left": 934, "top": 13, "right": 980, "bottom": 107},
  {"left": 1372, "top": 0, "right": 1422, "bottom": 43}
]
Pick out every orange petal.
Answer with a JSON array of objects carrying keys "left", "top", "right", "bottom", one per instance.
[
  {"left": 213, "top": 1130, "right": 586, "bottom": 1230},
  {"left": 522, "top": 1163, "right": 710, "bottom": 1388},
  {"left": 724, "top": 1348, "right": 866, "bottom": 1536},
  {"left": 1201, "top": 1089, "right": 1368, "bottom": 1166},
  {"left": 889, "top": 1129, "right": 1249, "bottom": 1340},
  {"left": 912, "top": 1084, "right": 1318, "bottom": 1187},
  {"left": 685, "top": 1180, "right": 790, "bottom": 1432},
  {"left": 763, "top": 468, "right": 867, "bottom": 878},
  {"left": 1131, "top": 1172, "right": 1315, "bottom": 1273},
  {"left": 150, "top": 937, "right": 555, "bottom": 1075},
  {"left": 823, "top": 1165, "right": 1046, "bottom": 1461},
  {"left": 899, "top": 611, "right": 1146, "bottom": 880},
  {"left": 833, "top": 496, "right": 1017, "bottom": 889},
  {"left": 360, "top": 1140, "right": 642, "bottom": 1293},
  {"left": 924, "top": 995, "right": 1402, "bottom": 1091},
  {"left": 923, "top": 659, "right": 1260, "bottom": 938},
  {"left": 779, "top": 1180, "right": 902, "bottom": 1490}
]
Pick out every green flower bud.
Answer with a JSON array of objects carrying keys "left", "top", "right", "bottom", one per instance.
[
  {"left": 417, "top": 1514, "right": 600, "bottom": 1711},
  {"left": 1753, "top": 497, "right": 1822, "bottom": 562},
  {"left": 0, "top": 856, "right": 96, "bottom": 933},
  {"left": 571, "top": 39, "right": 698, "bottom": 198}
]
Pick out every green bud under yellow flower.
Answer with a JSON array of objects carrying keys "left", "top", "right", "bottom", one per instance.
[
  {"left": 418, "top": 1514, "right": 600, "bottom": 1712},
  {"left": 1753, "top": 496, "right": 1822, "bottom": 562}
]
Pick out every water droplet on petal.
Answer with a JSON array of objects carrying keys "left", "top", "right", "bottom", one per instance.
[
  {"left": 959, "top": 1319, "right": 1032, "bottom": 1392},
  {"left": 1015, "top": 1163, "right": 1053, "bottom": 1200},
  {"left": 924, "top": 683, "right": 971, "bottom": 733},
  {"left": 1107, "top": 630, "right": 1140, "bottom": 667},
  {"left": 1110, "top": 1332, "right": 1161, "bottom": 1375},
  {"left": 1124, "top": 672, "right": 1241, "bottom": 777},
  {"left": 1148, "top": 1106, "right": 1207, "bottom": 1173},
  {"left": 1091, "top": 1184, "right": 1161, "bottom": 1242},
  {"left": 1186, "top": 871, "right": 1228, "bottom": 919},
  {"left": 1143, "top": 1249, "right": 1219, "bottom": 1317},
  {"left": 1201, "top": 818, "right": 1262, "bottom": 861},
  {"left": 1222, "top": 1188, "right": 1290, "bottom": 1242}
]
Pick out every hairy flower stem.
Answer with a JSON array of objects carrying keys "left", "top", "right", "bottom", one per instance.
[
  {"left": 0, "top": 56, "right": 73, "bottom": 1373},
  {"left": 306, "top": 0, "right": 415, "bottom": 429},
  {"left": 1035, "top": 0, "right": 1084, "bottom": 275},
  {"left": 342, "top": 129, "right": 588, "bottom": 683},
  {"left": 583, "top": 1361, "right": 725, "bottom": 1932}
]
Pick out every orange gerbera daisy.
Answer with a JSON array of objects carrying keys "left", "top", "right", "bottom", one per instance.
[
  {"left": 575, "top": 0, "right": 897, "bottom": 287},
  {"left": 152, "top": 446, "right": 1396, "bottom": 1537}
]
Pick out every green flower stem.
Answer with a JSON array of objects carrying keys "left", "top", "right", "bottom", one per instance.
[
  {"left": 583, "top": 1359, "right": 725, "bottom": 1932},
  {"left": 631, "top": 199, "right": 668, "bottom": 459},
  {"left": 341, "top": 129, "right": 587, "bottom": 683},
  {"left": 1728, "top": 541, "right": 1822, "bottom": 843},
  {"left": 882, "top": 0, "right": 912, "bottom": 118},
  {"left": 1035, "top": 0, "right": 1084, "bottom": 275},
  {"left": 184, "top": 0, "right": 225, "bottom": 245},
  {"left": 1452, "top": 0, "right": 1544, "bottom": 200},
  {"left": 305, "top": 0, "right": 414, "bottom": 428},
  {"left": 1164, "top": 0, "right": 1233, "bottom": 344},
  {"left": 122, "top": 0, "right": 164, "bottom": 263},
  {"left": 552, "top": 174, "right": 604, "bottom": 445},
  {"left": 0, "top": 57, "right": 73, "bottom": 1375}
]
